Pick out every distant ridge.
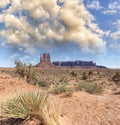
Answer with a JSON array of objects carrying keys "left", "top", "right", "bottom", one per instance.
[
  {"left": 35, "top": 53, "right": 106, "bottom": 68},
  {"left": 53, "top": 61, "right": 106, "bottom": 68}
]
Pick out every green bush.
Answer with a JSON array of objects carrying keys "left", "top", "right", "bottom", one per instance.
[
  {"left": 77, "top": 82, "right": 103, "bottom": 95},
  {"left": 70, "top": 71, "right": 77, "bottom": 77},
  {"left": 66, "top": 89, "right": 73, "bottom": 97},
  {"left": 38, "top": 81, "right": 48, "bottom": 87},
  {"left": 1, "top": 91, "right": 60, "bottom": 125},
  {"left": 88, "top": 71, "right": 93, "bottom": 76},
  {"left": 97, "top": 72, "right": 100, "bottom": 75},
  {"left": 112, "top": 72, "right": 120, "bottom": 86},
  {"left": 15, "top": 61, "right": 27, "bottom": 78},
  {"left": 52, "top": 85, "right": 67, "bottom": 94},
  {"left": 26, "top": 64, "right": 36, "bottom": 84},
  {"left": 82, "top": 73, "right": 88, "bottom": 80},
  {"left": 15, "top": 61, "right": 37, "bottom": 85}
]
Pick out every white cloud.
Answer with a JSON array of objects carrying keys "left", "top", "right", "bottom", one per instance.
[
  {"left": 110, "top": 20, "right": 120, "bottom": 40},
  {"left": 103, "top": 0, "right": 120, "bottom": 15},
  {"left": 0, "top": 0, "right": 106, "bottom": 53},
  {"left": 87, "top": 0, "right": 103, "bottom": 10},
  {"left": 108, "top": 1, "right": 120, "bottom": 10},
  {"left": 103, "top": 9, "right": 117, "bottom": 15},
  {"left": 114, "top": 20, "right": 120, "bottom": 29},
  {"left": 0, "top": 14, "right": 5, "bottom": 22},
  {"left": 0, "top": 0, "right": 10, "bottom": 8},
  {"left": 110, "top": 31, "right": 120, "bottom": 40},
  {"left": 110, "top": 42, "right": 120, "bottom": 51},
  {"left": 60, "top": 0, "right": 105, "bottom": 52}
]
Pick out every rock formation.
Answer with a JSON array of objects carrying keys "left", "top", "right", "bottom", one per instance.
[
  {"left": 53, "top": 61, "right": 106, "bottom": 68},
  {"left": 36, "top": 53, "right": 106, "bottom": 68},
  {"left": 35, "top": 53, "right": 56, "bottom": 68},
  {"left": 53, "top": 61, "right": 96, "bottom": 68}
]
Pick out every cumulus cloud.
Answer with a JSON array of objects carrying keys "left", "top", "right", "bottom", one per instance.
[
  {"left": 87, "top": 0, "right": 103, "bottom": 10},
  {"left": 0, "top": 0, "right": 106, "bottom": 54},
  {"left": 110, "top": 20, "right": 120, "bottom": 40}
]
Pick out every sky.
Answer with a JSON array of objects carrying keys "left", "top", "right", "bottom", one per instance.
[{"left": 0, "top": 0, "right": 120, "bottom": 68}]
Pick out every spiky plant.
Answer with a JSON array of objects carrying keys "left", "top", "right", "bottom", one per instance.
[{"left": 1, "top": 91, "right": 60, "bottom": 125}]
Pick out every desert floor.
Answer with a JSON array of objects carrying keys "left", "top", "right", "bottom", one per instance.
[{"left": 0, "top": 68, "right": 120, "bottom": 125}]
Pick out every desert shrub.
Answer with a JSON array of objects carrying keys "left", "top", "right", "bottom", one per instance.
[
  {"left": 112, "top": 72, "right": 120, "bottom": 86},
  {"left": 59, "top": 78, "right": 64, "bottom": 83},
  {"left": 59, "top": 77, "right": 68, "bottom": 84},
  {"left": 15, "top": 61, "right": 27, "bottom": 78},
  {"left": 52, "top": 85, "right": 67, "bottom": 94},
  {"left": 15, "top": 61, "right": 37, "bottom": 85},
  {"left": 82, "top": 73, "right": 88, "bottom": 80},
  {"left": 77, "top": 82, "right": 103, "bottom": 95},
  {"left": 88, "top": 71, "right": 93, "bottom": 76},
  {"left": 26, "top": 64, "right": 37, "bottom": 84},
  {"left": 66, "top": 88, "right": 73, "bottom": 97},
  {"left": 70, "top": 71, "right": 77, "bottom": 77},
  {"left": 1, "top": 91, "right": 60, "bottom": 125},
  {"left": 97, "top": 72, "right": 100, "bottom": 75},
  {"left": 38, "top": 81, "right": 48, "bottom": 87},
  {"left": 51, "top": 85, "right": 74, "bottom": 96}
]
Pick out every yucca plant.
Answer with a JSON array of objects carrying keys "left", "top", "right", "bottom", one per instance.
[{"left": 0, "top": 91, "right": 60, "bottom": 125}]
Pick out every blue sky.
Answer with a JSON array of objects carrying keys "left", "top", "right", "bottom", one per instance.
[{"left": 0, "top": 0, "right": 120, "bottom": 68}]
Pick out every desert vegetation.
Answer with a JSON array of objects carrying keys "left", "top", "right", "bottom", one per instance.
[
  {"left": 0, "top": 91, "right": 60, "bottom": 125},
  {"left": 15, "top": 61, "right": 37, "bottom": 85},
  {"left": 51, "top": 84, "right": 73, "bottom": 97},
  {"left": 0, "top": 65, "right": 120, "bottom": 125},
  {"left": 112, "top": 72, "right": 120, "bottom": 86},
  {"left": 0, "top": 61, "right": 119, "bottom": 96},
  {"left": 77, "top": 82, "right": 103, "bottom": 95}
]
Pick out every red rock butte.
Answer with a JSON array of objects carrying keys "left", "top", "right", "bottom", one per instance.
[{"left": 35, "top": 53, "right": 56, "bottom": 68}]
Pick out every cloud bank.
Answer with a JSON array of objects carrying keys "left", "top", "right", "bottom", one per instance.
[{"left": 0, "top": 0, "right": 106, "bottom": 54}]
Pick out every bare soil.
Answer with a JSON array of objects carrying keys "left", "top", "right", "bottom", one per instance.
[{"left": 0, "top": 68, "right": 120, "bottom": 125}]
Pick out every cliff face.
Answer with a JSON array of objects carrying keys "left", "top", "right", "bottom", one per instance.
[{"left": 53, "top": 61, "right": 96, "bottom": 68}]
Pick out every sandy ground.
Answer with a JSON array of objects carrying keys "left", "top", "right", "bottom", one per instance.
[
  {"left": 58, "top": 92, "right": 120, "bottom": 125},
  {"left": 0, "top": 73, "right": 41, "bottom": 99},
  {"left": 0, "top": 73, "right": 120, "bottom": 125}
]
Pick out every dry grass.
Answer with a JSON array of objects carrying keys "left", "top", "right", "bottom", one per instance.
[
  {"left": 0, "top": 91, "right": 60, "bottom": 125},
  {"left": 77, "top": 82, "right": 103, "bottom": 95}
]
